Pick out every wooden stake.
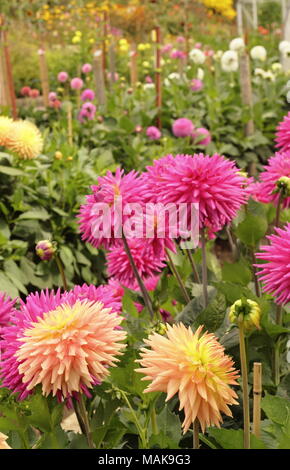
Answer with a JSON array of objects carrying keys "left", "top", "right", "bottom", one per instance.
[
  {"left": 67, "top": 102, "right": 73, "bottom": 147},
  {"left": 155, "top": 26, "right": 162, "bottom": 130},
  {"left": 93, "top": 49, "right": 106, "bottom": 108},
  {"left": 108, "top": 40, "right": 117, "bottom": 85},
  {"left": 237, "top": 1, "right": 244, "bottom": 36},
  {"left": 102, "top": 11, "right": 108, "bottom": 80},
  {"left": 130, "top": 45, "right": 138, "bottom": 88},
  {"left": 1, "top": 27, "right": 17, "bottom": 118},
  {"left": 38, "top": 47, "right": 50, "bottom": 107},
  {"left": 253, "top": 362, "right": 262, "bottom": 438},
  {"left": 0, "top": 37, "right": 9, "bottom": 107}
]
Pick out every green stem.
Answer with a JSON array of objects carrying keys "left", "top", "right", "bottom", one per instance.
[
  {"left": 238, "top": 323, "right": 251, "bottom": 449},
  {"left": 201, "top": 229, "right": 208, "bottom": 308},
  {"left": 185, "top": 249, "right": 201, "bottom": 284},
  {"left": 78, "top": 395, "right": 95, "bottom": 449},
  {"left": 251, "top": 251, "right": 261, "bottom": 297},
  {"left": 72, "top": 398, "right": 86, "bottom": 436},
  {"left": 274, "top": 191, "right": 283, "bottom": 228},
  {"left": 166, "top": 248, "right": 191, "bottom": 304},
  {"left": 55, "top": 254, "right": 68, "bottom": 291},
  {"left": 274, "top": 305, "right": 283, "bottom": 386},
  {"left": 119, "top": 389, "right": 147, "bottom": 449},
  {"left": 122, "top": 232, "right": 154, "bottom": 318},
  {"left": 193, "top": 419, "right": 200, "bottom": 449},
  {"left": 150, "top": 407, "right": 158, "bottom": 435}
]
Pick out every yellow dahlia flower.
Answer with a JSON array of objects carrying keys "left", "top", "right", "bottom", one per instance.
[
  {"left": 6, "top": 120, "right": 43, "bottom": 160},
  {"left": 136, "top": 324, "right": 239, "bottom": 433},
  {"left": 0, "top": 116, "right": 14, "bottom": 147},
  {"left": 229, "top": 299, "right": 261, "bottom": 331},
  {"left": 0, "top": 432, "right": 11, "bottom": 449}
]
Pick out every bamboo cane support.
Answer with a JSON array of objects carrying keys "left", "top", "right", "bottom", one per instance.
[
  {"left": 93, "top": 50, "right": 106, "bottom": 108},
  {"left": 38, "top": 47, "right": 50, "bottom": 107},
  {"left": 155, "top": 26, "right": 162, "bottom": 130},
  {"left": 253, "top": 362, "right": 262, "bottom": 438}
]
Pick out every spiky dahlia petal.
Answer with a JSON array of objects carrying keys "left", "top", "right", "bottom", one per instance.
[
  {"left": 0, "top": 116, "right": 14, "bottom": 146},
  {"left": 78, "top": 168, "right": 147, "bottom": 249},
  {"left": 0, "top": 292, "right": 16, "bottom": 338},
  {"left": 251, "top": 151, "right": 290, "bottom": 208},
  {"left": 0, "top": 432, "right": 11, "bottom": 449},
  {"left": 15, "top": 300, "right": 126, "bottom": 398},
  {"left": 6, "top": 120, "right": 43, "bottom": 159},
  {"left": 136, "top": 323, "right": 239, "bottom": 433},
  {"left": 107, "top": 239, "right": 166, "bottom": 289},
  {"left": 145, "top": 153, "right": 246, "bottom": 234},
  {"left": 275, "top": 112, "right": 290, "bottom": 152},
  {"left": 255, "top": 223, "right": 290, "bottom": 304}
]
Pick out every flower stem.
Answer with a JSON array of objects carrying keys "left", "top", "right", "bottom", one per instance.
[
  {"left": 251, "top": 251, "right": 261, "bottom": 297},
  {"left": 193, "top": 419, "right": 200, "bottom": 449},
  {"left": 77, "top": 394, "right": 95, "bottom": 449},
  {"left": 238, "top": 323, "right": 251, "bottom": 449},
  {"left": 150, "top": 407, "right": 158, "bottom": 435},
  {"left": 72, "top": 398, "right": 86, "bottom": 435},
  {"left": 185, "top": 249, "right": 201, "bottom": 284},
  {"left": 274, "top": 191, "right": 283, "bottom": 228},
  {"left": 201, "top": 229, "right": 208, "bottom": 308},
  {"left": 121, "top": 232, "right": 154, "bottom": 318},
  {"left": 274, "top": 305, "right": 283, "bottom": 386},
  {"left": 165, "top": 248, "right": 191, "bottom": 304},
  {"left": 55, "top": 254, "right": 68, "bottom": 291}
]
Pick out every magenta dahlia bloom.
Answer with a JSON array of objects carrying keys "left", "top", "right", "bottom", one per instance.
[
  {"left": 107, "top": 239, "right": 166, "bottom": 289},
  {"left": 255, "top": 224, "right": 290, "bottom": 304},
  {"left": 161, "top": 44, "right": 173, "bottom": 54},
  {"left": 146, "top": 126, "right": 161, "bottom": 140},
  {"left": 193, "top": 127, "right": 211, "bottom": 146},
  {"left": 57, "top": 71, "right": 68, "bottom": 82},
  {"left": 70, "top": 77, "right": 84, "bottom": 90},
  {"left": 48, "top": 91, "right": 57, "bottom": 102},
  {"left": 0, "top": 285, "right": 125, "bottom": 401},
  {"left": 0, "top": 293, "right": 16, "bottom": 339},
  {"left": 172, "top": 118, "right": 194, "bottom": 138},
  {"left": 251, "top": 151, "right": 290, "bottom": 209},
  {"left": 191, "top": 79, "right": 203, "bottom": 92},
  {"left": 276, "top": 112, "right": 290, "bottom": 152},
  {"left": 170, "top": 49, "right": 186, "bottom": 60},
  {"left": 145, "top": 153, "right": 247, "bottom": 234},
  {"left": 81, "top": 88, "right": 95, "bottom": 101},
  {"left": 78, "top": 168, "right": 147, "bottom": 249},
  {"left": 81, "top": 63, "right": 92, "bottom": 74},
  {"left": 78, "top": 102, "right": 96, "bottom": 122}
]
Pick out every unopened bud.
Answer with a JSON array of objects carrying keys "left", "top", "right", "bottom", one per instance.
[
  {"left": 229, "top": 298, "right": 261, "bottom": 331},
  {"left": 36, "top": 240, "right": 56, "bottom": 261},
  {"left": 54, "top": 151, "right": 63, "bottom": 160}
]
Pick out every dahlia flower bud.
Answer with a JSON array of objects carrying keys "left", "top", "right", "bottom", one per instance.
[
  {"left": 35, "top": 240, "right": 56, "bottom": 261},
  {"left": 276, "top": 176, "right": 290, "bottom": 197},
  {"left": 229, "top": 298, "right": 261, "bottom": 331},
  {"left": 54, "top": 151, "right": 63, "bottom": 160}
]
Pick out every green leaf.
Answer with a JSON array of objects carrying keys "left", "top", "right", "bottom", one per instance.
[
  {"left": 262, "top": 393, "right": 290, "bottom": 426},
  {"left": 0, "top": 271, "right": 19, "bottom": 298},
  {"left": 0, "top": 165, "right": 24, "bottom": 176},
  {"left": 221, "top": 259, "right": 252, "bottom": 286},
  {"left": 18, "top": 207, "right": 50, "bottom": 221},
  {"left": 235, "top": 213, "right": 268, "bottom": 247},
  {"left": 149, "top": 406, "right": 182, "bottom": 449},
  {"left": 207, "top": 428, "right": 266, "bottom": 449},
  {"left": 119, "top": 116, "right": 135, "bottom": 133},
  {"left": 122, "top": 288, "right": 139, "bottom": 318}
]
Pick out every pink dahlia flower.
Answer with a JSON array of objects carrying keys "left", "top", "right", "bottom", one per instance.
[
  {"left": 161, "top": 44, "right": 173, "bottom": 54},
  {"left": 145, "top": 153, "right": 247, "bottom": 234},
  {"left": 275, "top": 112, "right": 290, "bottom": 152},
  {"left": 0, "top": 287, "right": 126, "bottom": 401},
  {"left": 191, "top": 79, "right": 203, "bottom": 92},
  {"left": 251, "top": 151, "right": 290, "bottom": 209},
  {"left": 81, "top": 89, "right": 95, "bottom": 101},
  {"left": 146, "top": 126, "right": 161, "bottom": 140},
  {"left": 20, "top": 86, "right": 31, "bottom": 97},
  {"left": 170, "top": 49, "right": 186, "bottom": 60},
  {"left": 107, "top": 239, "right": 166, "bottom": 289},
  {"left": 48, "top": 91, "right": 57, "bottom": 102},
  {"left": 78, "top": 168, "right": 147, "bottom": 249},
  {"left": 193, "top": 127, "right": 211, "bottom": 146},
  {"left": 145, "top": 75, "right": 153, "bottom": 84},
  {"left": 63, "top": 282, "right": 124, "bottom": 315},
  {"left": 172, "top": 118, "right": 194, "bottom": 138},
  {"left": 70, "top": 77, "right": 84, "bottom": 90},
  {"left": 81, "top": 63, "right": 92, "bottom": 74},
  {"left": 255, "top": 224, "right": 290, "bottom": 304},
  {"left": 58, "top": 71, "right": 68, "bottom": 82},
  {"left": 0, "top": 292, "right": 16, "bottom": 339},
  {"left": 29, "top": 89, "right": 40, "bottom": 98},
  {"left": 78, "top": 102, "right": 96, "bottom": 122}
]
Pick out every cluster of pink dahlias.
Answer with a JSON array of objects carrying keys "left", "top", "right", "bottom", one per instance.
[
  {"left": 78, "top": 156, "right": 247, "bottom": 288},
  {"left": 48, "top": 91, "right": 61, "bottom": 109},
  {"left": 20, "top": 87, "right": 40, "bottom": 99},
  {"left": 172, "top": 118, "right": 211, "bottom": 145},
  {"left": 0, "top": 283, "right": 126, "bottom": 402}
]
